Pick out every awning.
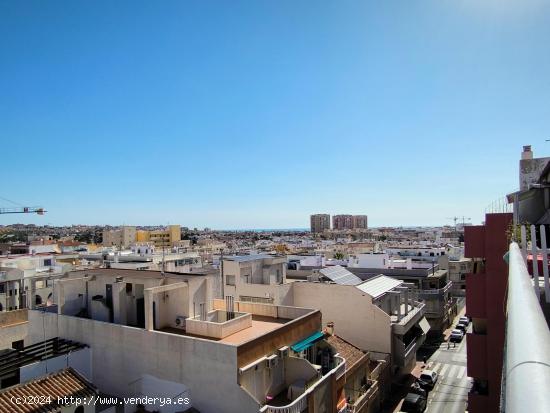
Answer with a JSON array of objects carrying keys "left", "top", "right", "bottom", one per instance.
[
  {"left": 419, "top": 317, "right": 431, "bottom": 335},
  {"left": 291, "top": 331, "right": 325, "bottom": 353}
]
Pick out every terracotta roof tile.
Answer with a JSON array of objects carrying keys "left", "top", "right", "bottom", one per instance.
[
  {"left": 0, "top": 368, "right": 97, "bottom": 413},
  {"left": 326, "top": 334, "right": 367, "bottom": 372}
]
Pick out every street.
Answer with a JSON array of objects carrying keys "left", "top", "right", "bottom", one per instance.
[{"left": 422, "top": 305, "right": 471, "bottom": 413}]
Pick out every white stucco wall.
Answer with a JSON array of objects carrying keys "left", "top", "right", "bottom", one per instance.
[
  {"left": 291, "top": 282, "right": 392, "bottom": 354},
  {"left": 27, "top": 311, "right": 259, "bottom": 413}
]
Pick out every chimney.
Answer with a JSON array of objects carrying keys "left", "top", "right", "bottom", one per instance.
[{"left": 522, "top": 145, "right": 533, "bottom": 160}]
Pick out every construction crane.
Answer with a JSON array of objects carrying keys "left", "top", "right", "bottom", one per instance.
[
  {"left": 0, "top": 196, "right": 46, "bottom": 215},
  {"left": 0, "top": 207, "right": 46, "bottom": 215},
  {"left": 447, "top": 216, "right": 472, "bottom": 232}
]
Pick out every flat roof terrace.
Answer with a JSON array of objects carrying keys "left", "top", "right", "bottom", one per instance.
[{"left": 160, "top": 314, "right": 289, "bottom": 345}]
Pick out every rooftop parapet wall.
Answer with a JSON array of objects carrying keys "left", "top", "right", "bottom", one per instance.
[
  {"left": 237, "top": 310, "right": 322, "bottom": 368},
  {"left": 0, "top": 308, "right": 28, "bottom": 327},
  {"left": 212, "top": 299, "right": 312, "bottom": 320},
  {"left": 186, "top": 310, "right": 252, "bottom": 339}
]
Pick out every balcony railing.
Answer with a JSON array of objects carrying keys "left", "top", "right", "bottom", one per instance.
[
  {"left": 502, "top": 242, "right": 550, "bottom": 412},
  {"left": 416, "top": 281, "right": 453, "bottom": 295},
  {"left": 345, "top": 380, "right": 378, "bottom": 413},
  {"left": 259, "top": 355, "right": 346, "bottom": 413}
]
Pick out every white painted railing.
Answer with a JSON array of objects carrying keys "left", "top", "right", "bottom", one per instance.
[
  {"left": 503, "top": 242, "right": 550, "bottom": 412},
  {"left": 333, "top": 355, "right": 346, "bottom": 379},
  {"left": 259, "top": 356, "right": 346, "bottom": 413},
  {"left": 518, "top": 224, "right": 550, "bottom": 302}
]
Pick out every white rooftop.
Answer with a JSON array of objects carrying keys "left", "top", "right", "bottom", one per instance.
[{"left": 356, "top": 275, "right": 403, "bottom": 299}]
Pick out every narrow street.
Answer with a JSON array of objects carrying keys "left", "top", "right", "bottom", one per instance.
[
  {"left": 421, "top": 301, "right": 471, "bottom": 413},
  {"left": 424, "top": 334, "right": 470, "bottom": 413}
]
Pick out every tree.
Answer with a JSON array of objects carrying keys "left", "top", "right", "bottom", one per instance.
[{"left": 334, "top": 252, "right": 345, "bottom": 260}]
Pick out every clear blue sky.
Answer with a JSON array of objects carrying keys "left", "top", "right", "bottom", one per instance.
[{"left": 1, "top": 0, "right": 550, "bottom": 229}]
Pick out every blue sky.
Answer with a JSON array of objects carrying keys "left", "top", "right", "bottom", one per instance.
[{"left": 1, "top": 0, "right": 550, "bottom": 229}]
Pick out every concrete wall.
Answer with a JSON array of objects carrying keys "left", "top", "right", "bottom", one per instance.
[
  {"left": 292, "top": 283, "right": 392, "bottom": 354},
  {"left": 27, "top": 311, "right": 259, "bottom": 413},
  {"left": 186, "top": 311, "right": 252, "bottom": 339},
  {"left": 0, "top": 309, "right": 28, "bottom": 349}
]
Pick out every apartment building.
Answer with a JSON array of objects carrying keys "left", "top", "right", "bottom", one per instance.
[
  {"left": 222, "top": 254, "right": 290, "bottom": 305},
  {"left": 352, "top": 215, "right": 368, "bottom": 229},
  {"left": 347, "top": 255, "right": 454, "bottom": 337},
  {"left": 332, "top": 215, "right": 353, "bottom": 230},
  {"left": 445, "top": 257, "right": 473, "bottom": 295},
  {"left": 143, "top": 225, "right": 182, "bottom": 247},
  {"left": 465, "top": 213, "right": 512, "bottom": 413},
  {"left": 26, "top": 268, "right": 349, "bottom": 413},
  {"left": 222, "top": 255, "right": 427, "bottom": 379},
  {"left": 0, "top": 254, "right": 66, "bottom": 311},
  {"left": 102, "top": 226, "right": 137, "bottom": 248},
  {"left": 293, "top": 274, "right": 429, "bottom": 378},
  {"left": 310, "top": 214, "right": 330, "bottom": 233}
]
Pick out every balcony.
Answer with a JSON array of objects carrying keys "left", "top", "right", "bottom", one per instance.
[
  {"left": 393, "top": 333, "right": 426, "bottom": 367},
  {"left": 345, "top": 380, "right": 379, "bottom": 413},
  {"left": 391, "top": 301, "right": 425, "bottom": 335},
  {"left": 417, "top": 281, "right": 452, "bottom": 296},
  {"left": 259, "top": 355, "right": 346, "bottom": 413}
]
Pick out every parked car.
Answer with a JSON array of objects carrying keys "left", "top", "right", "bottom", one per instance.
[
  {"left": 409, "top": 381, "right": 428, "bottom": 398},
  {"left": 459, "top": 316, "right": 470, "bottom": 325},
  {"left": 455, "top": 322, "right": 468, "bottom": 333},
  {"left": 401, "top": 392, "right": 427, "bottom": 412},
  {"left": 417, "top": 369, "right": 438, "bottom": 391},
  {"left": 450, "top": 329, "right": 464, "bottom": 343}
]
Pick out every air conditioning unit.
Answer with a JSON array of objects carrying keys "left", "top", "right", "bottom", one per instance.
[
  {"left": 265, "top": 354, "right": 278, "bottom": 369},
  {"left": 278, "top": 346, "right": 289, "bottom": 358},
  {"left": 174, "top": 316, "right": 186, "bottom": 330}
]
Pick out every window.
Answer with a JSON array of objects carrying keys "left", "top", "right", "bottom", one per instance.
[
  {"left": 226, "top": 275, "right": 235, "bottom": 286},
  {"left": 12, "top": 340, "right": 24, "bottom": 350},
  {"left": 126, "top": 283, "right": 133, "bottom": 294},
  {"left": 0, "top": 283, "right": 4, "bottom": 294},
  {"left": 43, "top": 259, "right": 52, "bottom": 266}
]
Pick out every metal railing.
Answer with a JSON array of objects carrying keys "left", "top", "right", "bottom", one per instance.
[
  {"left": 517, "top": 224, "right": 550, "bottom": 302},
  {"left": 503, "top": 242, "right": 550, "bottom": 412},
  {"left": 416, "top": 281, "right": 453, "bottom": 295}
]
